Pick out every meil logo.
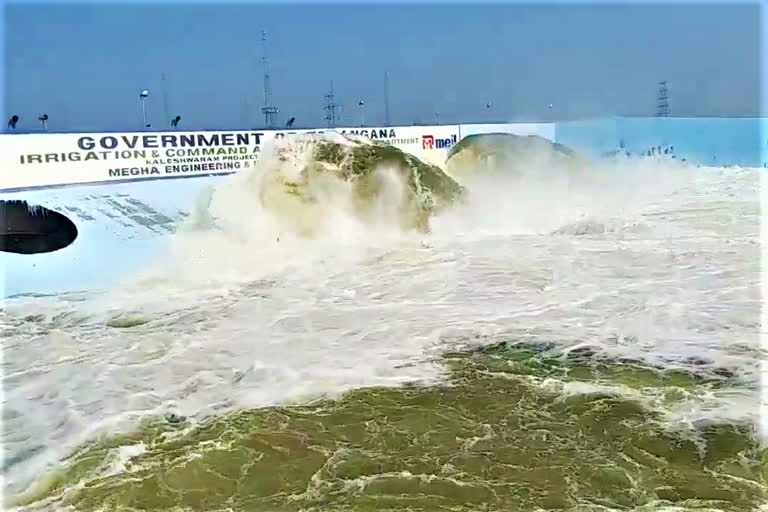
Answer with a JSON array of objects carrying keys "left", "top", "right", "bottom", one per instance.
[
  {"left": 436, "top": 134, "right": 458, "bottom": 149},
  {"left": 422, "top": 134, "right": 458, "bottom": 150}
]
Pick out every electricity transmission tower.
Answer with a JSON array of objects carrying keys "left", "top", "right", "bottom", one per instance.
[
  {"left": 260, "top": 30, "right": 279, "bottom": 128},
  {"left": 324, "top": 82, "right": 341, "bottom": 128},
  {"left": 656, "top": 81, "right": 670, "bottom": 117}
]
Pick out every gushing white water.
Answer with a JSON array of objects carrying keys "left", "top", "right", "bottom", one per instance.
[{"left": 1, "top": 135, "right": 762, "bottom": 499}]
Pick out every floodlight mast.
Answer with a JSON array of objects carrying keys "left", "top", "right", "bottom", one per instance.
[
  {"left": 139, "top": 89, "right": 150, "bottom": 128},
  {"left": 161, "top": 73, "right": 171, "bottom": 126}
]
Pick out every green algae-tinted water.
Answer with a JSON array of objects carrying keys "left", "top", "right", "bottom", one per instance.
[{"left": 12, "top": 342, "right": 766, "bottom": 512}]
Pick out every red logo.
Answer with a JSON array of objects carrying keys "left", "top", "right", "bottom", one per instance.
[{"left": 422, "top": 135, "right": 434, "bottom": 149}]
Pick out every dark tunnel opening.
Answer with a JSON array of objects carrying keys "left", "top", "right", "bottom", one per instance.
[{"left": 0, "top": 200, "right": 78, "bottom": 254}]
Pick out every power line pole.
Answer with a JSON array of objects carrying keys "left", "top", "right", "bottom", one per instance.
[
  {"left": 384, "top": 71, "right": 390, "bottom": 126},
  {"left": 260, "top": 30, "right": 279, "bottom": 128},
  {"left": 656, "top": 80, "right": 670, "bottom": 117},
  {"left": 323, "top": 81, "right": 340, "bottom": 128}
]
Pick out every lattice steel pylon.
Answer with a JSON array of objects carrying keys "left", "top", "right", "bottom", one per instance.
[
  {"left": 324, "top": 81, "right": 340, "bottom": 128},
  {"left": 260, "top": 30, "right": 279, "bottom": 128},
  {"left": 656, "top": 81, "right": 670, "bottom": 117}
]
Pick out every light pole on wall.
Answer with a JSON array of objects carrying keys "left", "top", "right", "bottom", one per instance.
[
  {"left": 139, "top": 89, "right": 150, "bottom": 128},
  {"left": 358, "top": 99, "right": 365, "bottom": 127}
]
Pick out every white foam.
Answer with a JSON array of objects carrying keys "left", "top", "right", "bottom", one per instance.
[{"left": 101, "top": 443, "right": 147, "bottom": 478}]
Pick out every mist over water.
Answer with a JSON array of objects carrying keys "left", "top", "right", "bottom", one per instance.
[{"left": 1, "top": 134, "right": 763, "bottom": 505}]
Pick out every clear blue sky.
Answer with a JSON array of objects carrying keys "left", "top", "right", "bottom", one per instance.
[{"left": 2, "top": 1, "right": 761, "bottom": 132}]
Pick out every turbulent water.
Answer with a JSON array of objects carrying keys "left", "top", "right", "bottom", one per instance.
[{"left": 1, "top": 134, "right": 765, "bottom": 511}]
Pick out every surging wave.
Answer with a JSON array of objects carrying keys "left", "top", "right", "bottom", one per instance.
[
  {"left": 144, "top": 131, "right": 701, "bottom": 287},
  {"left": 124, "top": 133, "right": 461, "bottom": 291}
]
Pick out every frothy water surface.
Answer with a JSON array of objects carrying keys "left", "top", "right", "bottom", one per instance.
[{"left": 2, "top": 141, "right": 763, "bottom": 508}]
